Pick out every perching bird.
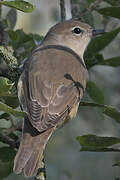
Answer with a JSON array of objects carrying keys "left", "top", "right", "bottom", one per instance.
[{"left": 13, "top": 20, "right": 104, "bottom": 178}]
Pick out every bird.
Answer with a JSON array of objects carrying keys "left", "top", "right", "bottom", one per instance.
[{"left": 13, "top": 19, "right": 104, "bottom": 178}]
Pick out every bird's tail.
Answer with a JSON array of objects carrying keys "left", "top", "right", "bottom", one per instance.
[{"left": 13, "top": 127, "right": 54, "bottom": 178}]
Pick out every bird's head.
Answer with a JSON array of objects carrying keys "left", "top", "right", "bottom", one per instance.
[{"left": 43, "top": 20, "right": 104, "bottom": 60}]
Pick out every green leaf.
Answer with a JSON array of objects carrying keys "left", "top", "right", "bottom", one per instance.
[
  {"left": 6, "top": 9, "right": 17, "bottom": 29},
  {"left": 8, "top": 29, "right": 43, "bottom": 63},
  {"left": 80, "top": 101, "right": 104, "bottom": 107},
  {"left": 0, "top": 1, "right": 35, "bottom": 13},
  {"left": 80, "top": 146, "right": 120, "bottom": 152},
  {"left": 103, "top": 0, "right": 120, "bottom": 6},
  {"left": 4, "top": 96, "right": 19, "bottom": 108},
  {"left": 0, "top": 101, "right": 26, "bottom": 117},
  {"left": 85, "top": 55, "right": 120, "bottom": 69},
  {"left": 80, "top": 101, "right": 120, "bottom": 123},
  {"left": 87, "top": 0, "right": 94, "bottom": 3},
  {"left": 103, "top": 106, "right": 120, "bottom": 123},
  {"left": 98, "top": 7, "right": 120, "bottom": 19},
  {"left": 0, "top": 78, "right": 19, "bottom": 108},
  {"left": 112, "top": 161, "right": 120, "bottom": 167},
  {"left": 0, "top": 113, "right": 9, "bottom": 120},
  {"left": 85, "top": 54, "right": 105, "bottom": 69},
  {"left": 99, "top": 56, "right": 120, "bottom": 67},
  {"left": 8, "top": 30, "right": 19, "bottom": 41},
  {"left": 0, "top": 147, "right": 16, "bottom": 179},
  {"left": 114, "top": 178, "right": 120, "bottom": 180},
  {"left": 0, "top": 160, "right": 13, "bottom": 179},
  {"left": 86, "top": 81, "right": 104, "bottom": 104},
  {"left": 85, "top": 28, "right": 120, "bottom": 58},
  {"left": 0, "top": 147, "right": 16, "bottom": 162},
  {"left": 77, "top": 135, "right": 120, "bottom": 152},
  {"left": 0, "top": 78, "right": 13, "bottom": 97},
  {"left": 77, "top": 134, "right": 120, "bottom": 147}
]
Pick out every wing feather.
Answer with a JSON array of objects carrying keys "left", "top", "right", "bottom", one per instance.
[{"left": 18, "top": 45, "right": 87, "bottom": 132}]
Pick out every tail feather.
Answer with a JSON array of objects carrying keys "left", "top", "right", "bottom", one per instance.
[
  {"left": 13, "top": 128, "right": 54, "bottom": 178},
  {"left": 24, "top": 151, "right": 40, "bottom": 177}
]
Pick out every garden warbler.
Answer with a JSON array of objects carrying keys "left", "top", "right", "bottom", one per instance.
[{"left": 13, "top": 19, "right": 104, "bottom": 177}]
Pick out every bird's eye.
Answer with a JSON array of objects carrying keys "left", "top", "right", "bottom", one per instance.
[{"left": 73, "top": 27, "right": 83, "bottom": 34}]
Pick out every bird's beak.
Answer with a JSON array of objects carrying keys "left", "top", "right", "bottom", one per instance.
[{"left": 92, "top": 29, "right": 105, "bottom": 36}]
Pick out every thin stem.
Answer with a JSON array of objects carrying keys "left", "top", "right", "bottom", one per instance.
[
  {"left": 35, "top": 157, "right": 47, "bottom": 180},
  {"left": 70, "top": 0, "right": 103, "bottom": 20},
  {"left": 0, "top": 0, "right": 4, "bottom": 44},
  {"left": 80, "top": 0, "right": 103, "bottom": 17},
  {"left": 0, "top": 0, "right": 3, "bottom": 20},
  {"left": 60, "top": 0, "right": 66, "bottom": 21}
]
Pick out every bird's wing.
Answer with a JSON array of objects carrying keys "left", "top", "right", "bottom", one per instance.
[{"left": 18, "top": 45, "right": 87, "bottom": 132}]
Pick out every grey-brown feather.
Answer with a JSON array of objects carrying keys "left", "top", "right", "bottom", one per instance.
[
  {"left": 14, "top": 125, "right": 54, "bottom": 177},
  {"left": 20, "top": 46, "right": 87, "bottom": 132},
  {"left": 14, "top": 45, "right": 87, "bottom": 177}
]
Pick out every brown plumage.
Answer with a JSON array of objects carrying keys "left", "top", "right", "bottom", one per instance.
[{"left": 13, "top": 20, "right": 93, "bottom": 178}]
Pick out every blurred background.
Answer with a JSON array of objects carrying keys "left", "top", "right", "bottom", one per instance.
[{"left": 1, "top": 0, "right": 120, "bottom": 180}]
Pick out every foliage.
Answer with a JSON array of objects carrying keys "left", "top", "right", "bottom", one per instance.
[{"left": 0, "top": 0, "right": 120, "bottom": 179}]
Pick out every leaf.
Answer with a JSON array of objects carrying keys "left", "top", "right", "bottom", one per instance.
[
  {"left": 0, "top": 147, "right": 16, "bottom": 179},
  {"left": 0, "top": 147, "right": 16, "bottom": 162},
  {"left": 80, "top": 146, "right": 120, "bottom": 152},
  {"left": 103, "top": 106, "right": 120, "bottom": 123},
  {"left": 8, "top": 30, "right": 19, "bottom": 41},
  {"left": 0, "top": 160, "right": 13, "bottom": 179},
  {"left": 114, "top": 178, "right": 120, "bottom": 180},
  {"left": 80, "top": 101, "right": 104, "bottom": 107},
  {"left": 0, "top": 1, "right": 35, "bottom": 13},
  {"left": 86, "top": 81, "right": 104, "bottom": 104},
  {"left": 103, "top": 0, "right": 120, "bottom": 6},
  {"left": 85, "top": 28, "right": 120, "bottom": 58},
  {"left": 98, "top": 7, "right": 120, "bottom": 19},
  {"left": 77, "top": 134, "right": 120, "bottom": 147},
  {"left": 112, "top": 161, "right": 120, "bottom": 167},
  {"left": 6, "top": 9, "right": 17, "bottom": 29},
  {"left": 8, "top": 29, "right": 43, "bottom": 63},
  {"left": 99, "top": 56, "right": 120, "bottom": 67},
  {"left": 77, "top": 135, "right": 120, "bottom": 152},
  {"left": 80, "top": 101, "right": 120, "bottom": 123},
  {"left": 0, "top": 101, "right": 26, "bottom": 117},
  {"left": 0, "top": 78, "right": 13, "bottom": 97},
  {"left": 4, "top": 96, "right": 19, "bottom": 108},
  {"left": 0, "top": 113, "right": 9, "bottom": 120},
  {"left": 85, "top": 55, "right": 120, "bottom": 69},
  {"left": 85, "top": 54, "right": 106, "bottom": 69}
]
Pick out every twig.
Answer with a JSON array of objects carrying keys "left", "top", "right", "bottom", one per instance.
[
  {"left": 0, "top": 0, "right": 4, "bottom": 44},
  {"left": 0, "top": 3, "right": 1, "bottom": 20},
  {"left": 80, "top": 0, "right": 103, "bottom": 17},
  {"left": 60, "top": 0, "right": 66, "bottom": 21},
  {"left": 70, "top": 0, "right": 103, "bottom": 20},
  {"left": 35, "top": 157, "right": 47, "bottom": 180},
  {"left": 0, "top": 0, "right": 3, "bottom": 20}
]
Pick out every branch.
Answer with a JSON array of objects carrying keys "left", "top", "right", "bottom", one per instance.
[
  {"left": 0, "top": 0, "right": 3, "bottom": 20},
  {"left": 60, "top": 0, "right": 66, "bottom": 21},
  {"left": 0, "top": 0, "right": 4, "bottom": 44},
  {"left": 80, "top": 0, "right": 103, "bottom": 17},
  {"left": 35, "top": 157, "right": 47, "bottom": 180}
]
